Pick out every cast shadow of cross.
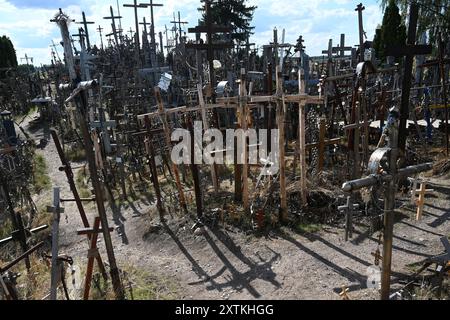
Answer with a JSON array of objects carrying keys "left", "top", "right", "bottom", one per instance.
[
  {"left": 201, "top": 229, "right": 281, "bottom": 298},
  {"left": 161, "top": 221, "right": 281, "bottom": 298}
]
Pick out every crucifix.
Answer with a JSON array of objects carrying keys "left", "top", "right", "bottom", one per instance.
[
  {"left": 76, "top": 11, "right": 94, "bottom": 50},
  {"left": 96, "top": 25, "right": 104, "bottom": 50},
  {"left": 123, "top": 0, "right": 148, "bottom": 53},
  {"left": 103, "top": 6, "right": 122, "bottom": 47},
  {"left": 385, "top": 1, "right": 432, "bottom": 154}
]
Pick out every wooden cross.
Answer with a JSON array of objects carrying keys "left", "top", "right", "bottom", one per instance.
[
  {"left": 186, "top": 0, "right": 233, "bottom": 103},
  {"left": 355, "top": 3, "right": 366, "bottom": 62},
  {"left": 140, "top": 0, "right": 163, "bottom": 49},
  {"left": 139, "top": 17, "right": 151, "bottom": 43},
  {"left": 90, "top": 108, "right": 116, "bottom": 154},
  {"left": 123, "top": 0, "right": 148, "bottom": 52},
  {"left": 418, "top": 32, "right": 449, "bottom": 155},
  {"left": 103, "top": 6, "right": 122, "bottom": 46},
  {"left": 332, "top": 34, "right": 352, "bottom": 57},
  {"left": 47, "top": 187, "right": 64, "bottom": 300},
  {"left": 77, "top": 216, "right": 112, "bottom": 300},
  {"left": 339, "top": 286, "right": 350, "bottom": 300},
  {"left": 410, "top": 179, "right": 434, "bottom": 221},
  {"left": 96, "top": 25, "right": 104, "bottom": 49},
  {"left": 154, "top": 87, "right": 187, "bottom": 213},
  {"left": 371, "top": 248, "right": 382, "bottom": 266},
  {"left": 385, "top": 1, "right": 432, "bottom": 153},
  {"left": 0, "top": 241, "right": 44, "bottom": 299},
  {"left": 338, "top": 195, "right": 359, "bottom": 241},
  {"left": 170, "top": 11, "right": 188, "bottom": 43},
  {"left": 76, "top": 11, "right": 94, "bottom": 49},
  {"left": 0, "top": 180, "right": 31, "bottom": 269},
  {"left": 305, "top": 118, "right": 341, "bottom": 172}
]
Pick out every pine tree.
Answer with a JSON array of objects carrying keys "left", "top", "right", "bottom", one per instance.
[
  {"left": 199, "top": 0, "right": 257, "bottom": 43},
  {"left": 373, "top": 0, "right": 406, "bottom": 62},
  {"left": 0, "top": 36, "right": 18, "bottom": 68}
]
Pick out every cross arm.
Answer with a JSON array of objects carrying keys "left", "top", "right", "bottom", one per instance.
[{"left": 385, "top": 44, "right": 432, "bottom": 58}]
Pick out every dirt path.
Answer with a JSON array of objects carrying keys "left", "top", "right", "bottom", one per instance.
[{"left": 22, "top": 114, "right": 450, "bottom": 300}]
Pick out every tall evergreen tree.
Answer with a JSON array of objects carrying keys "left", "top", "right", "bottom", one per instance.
[
  {"left": 199, "top": 0, "right": 257, "bottom": 43},
  {"left": 373, "top": 0, "right": 406, "bottom": 62},
  {"left": 0, "top": 35, "right": 18, "bottom": 68}
]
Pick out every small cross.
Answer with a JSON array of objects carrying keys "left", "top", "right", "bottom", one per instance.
[
  {"left": 339, "top": 286, "right": 350, "bottom": 300},
  {"left": 371, "top": 248, "right": 382, "bottom": 266}
]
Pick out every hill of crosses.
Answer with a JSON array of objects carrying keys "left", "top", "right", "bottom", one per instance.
[{"left": 0, "top": 0, "right": 449, "bottom": 302}]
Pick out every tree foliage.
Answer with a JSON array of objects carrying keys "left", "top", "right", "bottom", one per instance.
[
  {"left": 0, "top": 35, "right": 18, "bottom": 68},
  {"left": 379, "top": 0, "right": 450, "bottom": 44},
  {"left": 199, "top": 0, "right": 257, "bottom": 43},
  {"left": 373, "top": 0, "right": 406, "bottom": 61}
]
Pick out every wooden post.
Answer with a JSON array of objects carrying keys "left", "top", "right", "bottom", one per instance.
[
  {"left": 240, "top": 68, "right": 250, "bottom": 215},
  {"left": 75, "top": 87, "right": 124, "bottom": 300},
  {"left": 144, "top": 116, "right": 164, "bottom": 217},
  {"left": 154, "top": 87, "right": 187, "bottom": 213},
  {"left": 276, "top": 66, "right": 288, "bottom": 221},
  {"left": 197, "top": 83, "right": 219, "bottom": 192},
  {"left": 298, "top": 69, "right": 307, "bottom": 205},
  {"left": 81, "top": 217, "right": 108, "bottom": 300},
  {"left": 186, "top": 116, "right": 203, "bottom": 219},
  {"left": 49, "top": 187, "right": 61, "bottom": 300}
]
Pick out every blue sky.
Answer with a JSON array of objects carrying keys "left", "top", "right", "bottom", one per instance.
[{"left": 0, "top": 0, "right": 383, "bottom": 66}]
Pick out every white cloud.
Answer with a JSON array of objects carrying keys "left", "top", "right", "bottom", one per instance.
[{"left": 0, "top": 0, "right": 383, "bottom": 65}]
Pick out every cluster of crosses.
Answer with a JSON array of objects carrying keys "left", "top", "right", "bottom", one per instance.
[{"left": 1, "top": 0, "right": 450, "bottom": 301}]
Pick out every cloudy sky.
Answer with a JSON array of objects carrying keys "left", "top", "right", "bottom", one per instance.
[{"left": 0, "top": 0, "right": 383, "bottom": 66}]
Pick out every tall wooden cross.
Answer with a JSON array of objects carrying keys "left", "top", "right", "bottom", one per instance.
[
  {"left": 355, "top": 3, "right": 365, "bottom": 62},
  {"left": 170, "top": 11, "right": 188, "bottom": 44},
  {"left": 96, "top": 25, "right": 104, "bottom": 49},
  {"left": 140, "top": 0, "right": 163, "bottom": 49},
  {"left": 77, "top": 12, "right": 94, "bottom": 50},
  {"left": 385, "top": 1, "right": 432, "bottom": 154},
  {"left": 186, "top": 0, "right": 233, "bottom": 103},
  {"left": 20, "top": 53, "right": 33, "bottom": 66},
  {"left": 123, "top": 0, "right": 148, "bottom": 53},
  {"left": 139, "top": 17, "right": 151, "bottom": 51},
  {"left": 103, "top": 6, "right": 122, "bottom": 46}
]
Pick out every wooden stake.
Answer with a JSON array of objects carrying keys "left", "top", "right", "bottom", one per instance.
[
  {"left": 154, "top": 87, "right": 187, "bottom": 213},
  {"left": 276, "top": 66, "right": 287, "bottom": 221}
]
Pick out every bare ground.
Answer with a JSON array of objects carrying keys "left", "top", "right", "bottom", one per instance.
[{"left": 21, "top": 113, "right": 450, "bottom": 300}]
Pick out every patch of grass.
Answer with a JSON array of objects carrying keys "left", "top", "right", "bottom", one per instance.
[
  {"left": 75, "top": 168, "right": 91, "bottom": 199},
  {"left": 294, "top": 222, "right": 323, "bottom": 234},
  {"left": 0, "top": 219, "right": 13, "bottom": 239},
  {"left": 90, "top": 264, "right": 178, "bottom": 300},
  {"left": 32, "top": 154, "right": 51, "bottom": 193},
  {"left": 65, "top": 147, "right": 86, "bottom": 162}
]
